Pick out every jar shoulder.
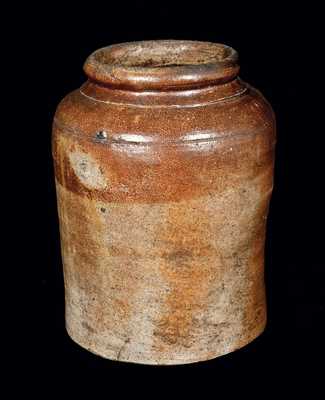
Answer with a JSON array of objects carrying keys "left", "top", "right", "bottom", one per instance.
[{"left": 53, "top": 82, "right": 275, "bottom": 142}]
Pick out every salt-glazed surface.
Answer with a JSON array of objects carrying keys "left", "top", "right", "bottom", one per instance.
[{"left": 52, "top": 40, "right": 276, "bottom": 365}]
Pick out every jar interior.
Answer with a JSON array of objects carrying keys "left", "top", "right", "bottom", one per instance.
[{"left": 93, "top": 41, "right": 233, "bottom": 68}]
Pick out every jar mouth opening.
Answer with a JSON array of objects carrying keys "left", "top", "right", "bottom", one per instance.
[{"left": 84, "top": 40, "right": 239, "bottom": 91}]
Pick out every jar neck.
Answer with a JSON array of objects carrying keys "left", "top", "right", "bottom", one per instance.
[{"left": 81, "top": 40, "right": 245, "bottom": 107}]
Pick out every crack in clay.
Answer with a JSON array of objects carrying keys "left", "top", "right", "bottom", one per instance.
[{"left": 117, "top": 338, "right": 130, "bottom": 360}]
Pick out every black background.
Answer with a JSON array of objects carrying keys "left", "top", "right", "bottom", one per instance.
[{"left": 17, "top": 0, "right": 324, "bottom": 391}]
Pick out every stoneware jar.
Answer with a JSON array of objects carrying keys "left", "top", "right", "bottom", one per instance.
[{"left": 52, "top": 40, "right": 276, "bottom": 365}]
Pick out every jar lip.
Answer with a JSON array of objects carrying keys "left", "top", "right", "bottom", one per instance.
[{"left": 83, "top": 40, "right": 239, "bottom": 91}]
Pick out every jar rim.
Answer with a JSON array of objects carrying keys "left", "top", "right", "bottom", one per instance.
[{"left": 83, "top": 40, "right": 239, "bottom": 91}]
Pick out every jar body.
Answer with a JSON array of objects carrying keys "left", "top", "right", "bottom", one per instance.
[{"left": 52, "top": 42, "right": 276, "bottom": 365}]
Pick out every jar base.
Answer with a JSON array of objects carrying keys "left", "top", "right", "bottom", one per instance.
[{"left": 65, "top": 321, "right": 266, "bottom": 366}]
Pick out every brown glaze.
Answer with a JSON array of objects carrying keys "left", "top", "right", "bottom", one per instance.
[{"left": 52, "top": 40, "right": 276, "bottom": 365}]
